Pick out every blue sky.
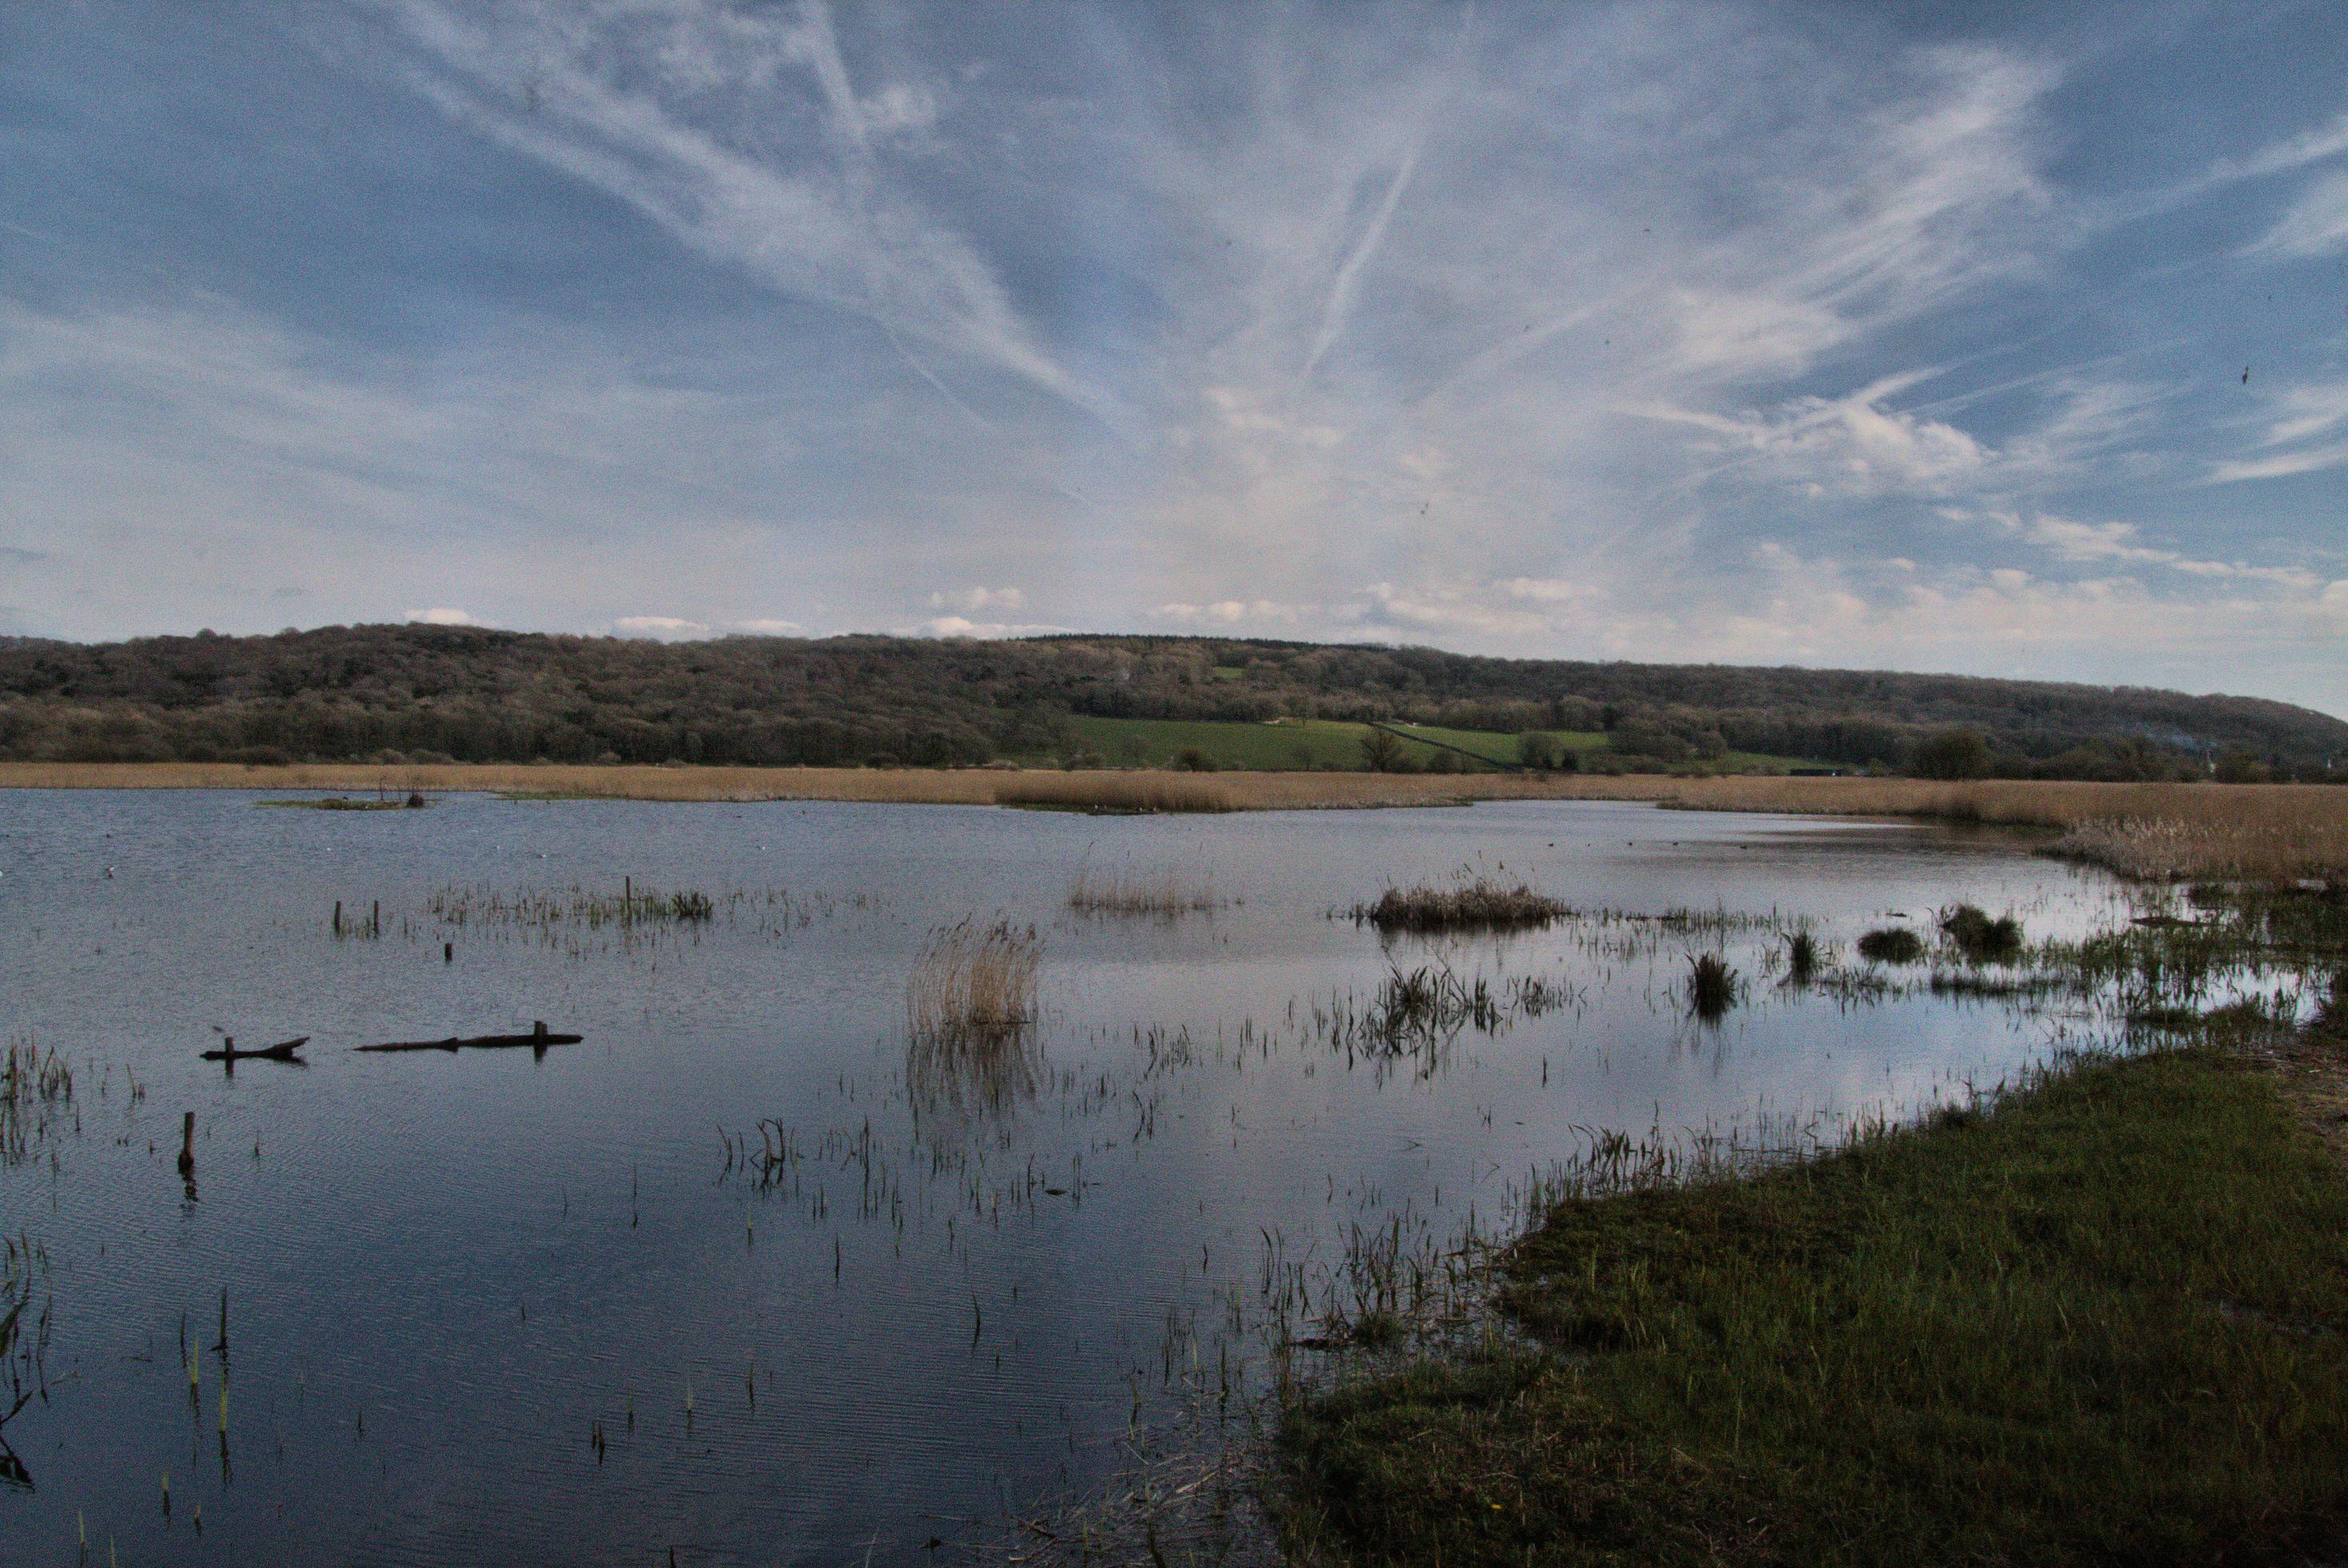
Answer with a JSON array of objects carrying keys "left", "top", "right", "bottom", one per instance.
[{"left": 2, "top": 2, "right": 2345, "bottom": 710}]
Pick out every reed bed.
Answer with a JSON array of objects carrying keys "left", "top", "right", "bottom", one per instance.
[
  {"left": 9, "top": 763, "right": 2345, "bottom": 877},
  {"left": 1352, "top": 872, "right": 1570, "bottom": 933},
  {"left": 1068, "top": 864, "right": 1222, "bottom": 916},
  {"left": 906, "top": 918, "right": 1042, "bottom": 1049}
]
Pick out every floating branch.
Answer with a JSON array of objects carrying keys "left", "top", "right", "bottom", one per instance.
[{"left": 356, "top": 1022, "right": 582, "bottom": 1054}]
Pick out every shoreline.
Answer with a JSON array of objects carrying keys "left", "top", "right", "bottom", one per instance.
[
  {"left": 2, "top": 763, "right": 2341, "bottom": 875},
  {"left": 0, "top": 760, "right": 2338, "bottom": 814}
]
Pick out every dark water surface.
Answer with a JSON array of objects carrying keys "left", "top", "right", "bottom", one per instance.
[{"left": 0, "top": 790, "right": 2126, "bottom": 1565}]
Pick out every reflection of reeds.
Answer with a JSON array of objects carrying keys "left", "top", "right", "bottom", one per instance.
[
  {"left": 906, "top": 919, "right": 1044, "bottom": 1117},
  {"left": 1069, "top": 866, "right": 1221, "bottom": 917}
]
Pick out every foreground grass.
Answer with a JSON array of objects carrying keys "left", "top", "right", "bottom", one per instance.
[{"left": 1282, "top": 1045, "right": 2348, "bottom": 1566}]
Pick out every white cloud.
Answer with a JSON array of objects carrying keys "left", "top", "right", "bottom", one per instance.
[
  {"left": 382, "top": 0, "right": 1119, "bottom": 423},
  {"left": 905, "top": 614, "right": 1062, "bottom": 639},
  {"left": 2251, "top": 170, "right": 2348, "bottom": 258},
  {"left": 613, "top": 614, "right": 710, "bottom": 639},
  {"left": 1149, "top": 598, "right": 1309, "bottom": 626},
  {"left": 928, "top": 586, "right": 1025, "bottom": 613},
  {"left": 406, "top": 606, "right": 476, "bottom": 625},
  {"left": 2210, "top": 382, "right": 2348, "bottom": 482},
  {"left": 730, "top": 617, "right": 805, "bottom": 636}
]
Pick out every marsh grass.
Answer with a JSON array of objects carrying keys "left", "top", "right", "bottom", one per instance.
[
  {"left": 999, "top": 773, "right": 1239, "bottom": 814},
  {"left": 1938, "top": 902, "right": 2024, "bottom": 964},
  {"left": 907, "top": 918, "right": 1042, "bottom": 1050},
  {"left": 1785, "top": 930, "right": 1820, "bottom": 983},
  {"left": 16, "top": 765, "right": 2348, "bottom": 876},
  {"left": 1354, "top": 872, "right": 1570, "bottom": 933},
  {"left": 1280, "top": 1043, "right": 2348, "bottom": 1566},
  {"left": 1856, "top": 926, "right": 1926, "bottom": 964},
  {"left": 0, "top": 1040, "right": 72, "bottom": 1167},
  {"left": 1069, "top": 865, "right": 1222, "bottom": 917},
  {"left": 1686, "top": 953, "right": 1738, "bottom": 1021},
  {"left": 257, "top": 794, "right": 428, "bottom": 811}
]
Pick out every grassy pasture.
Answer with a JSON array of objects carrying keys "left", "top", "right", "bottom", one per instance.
[
  {"left": 1059, "top": 716, "right": 1612, "bottom": 771},
  {"left": 1282, "top": 1038, "right": 2348, "bottom": 1566}
]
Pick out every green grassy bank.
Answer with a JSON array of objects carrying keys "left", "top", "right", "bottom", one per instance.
[
  {"left": 1054, "top": 716, "right": 1820, "bottom": 774},
  {"left": 1281, "top": 1039, "right": 2348, "bottom": 1566}
]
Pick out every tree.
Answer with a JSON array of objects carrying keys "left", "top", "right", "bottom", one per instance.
[
  {"left": 2214, "top": 748, "right": 2270, "bottom": 784},
  {"left": 1909, "top": 727, "right": 1994, "bottom": 780},
  {"left": 1359, "top": 729, "right": 1406, "bottom": 772},
  {"left": 1518, "top": 731, "right": 1558, "bottom": 772}
]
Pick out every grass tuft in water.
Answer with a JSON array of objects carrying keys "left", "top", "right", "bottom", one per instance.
[
  {"left": 1939, "top": 902, "right": 2023, "bottom": 964},
  {"left": 1354, "top": 871, "right": 1570, "bottom": 933},
  {"left": 1686, "top": 953, "right": 1738, "bottom": 1021},
  {"left": 1856, "top": 926, "right": 1926, "bottom": 964}
]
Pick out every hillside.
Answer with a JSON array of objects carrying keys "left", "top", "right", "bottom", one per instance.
[{"left": 0, "top": 626, "right": 2339, "bottom": 779}]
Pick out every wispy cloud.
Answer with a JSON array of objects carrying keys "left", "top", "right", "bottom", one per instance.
[{"left": 379, "top": 0, "right": 1122, "bottom": 423}]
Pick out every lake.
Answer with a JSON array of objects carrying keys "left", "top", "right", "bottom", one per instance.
[{"left": 0, "top": 790, "right": 2130, "bottom": 1565}]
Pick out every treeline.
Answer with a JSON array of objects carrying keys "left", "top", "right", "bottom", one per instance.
[{"left": 0, "top": 625, "right": 2340, "bottom": 779}]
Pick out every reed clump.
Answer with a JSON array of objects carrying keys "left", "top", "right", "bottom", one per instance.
[
  {"left": 1857, "top": 926, "right": 1926, "bottom": 964},
  {"left": 0, "top": 1039, "right": 72, "bottom": 1166},
  {"left": 1068, "top": 866, "right": 1221, "bottom": 916},
  {"left": 1785, "top": 930, "right": 1820, "bottom": 983},
  {"left": 1939, "top": 903, "right": 2023, "bottom": 964},
  {"left": 907, "top": 918, "right": 1042, "bottom": 1049},
  {"left": 1354, "top": 873, "right": 1570, "bottom": 933},
  {"left": 1686, "top": 953, "right": 1738, "bottom": 1021}
]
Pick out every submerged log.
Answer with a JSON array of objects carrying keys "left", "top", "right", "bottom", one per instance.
[
  {"left": 199, "top": 1035, "right": 307, "bottom": 1063},
  {"left": 356, "top": 1021, "right": 582, "bottom": 1054}
]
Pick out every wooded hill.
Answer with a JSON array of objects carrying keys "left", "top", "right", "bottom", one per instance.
[{"left": 0, "top": 625, "right": 2340, "bottom": 779}]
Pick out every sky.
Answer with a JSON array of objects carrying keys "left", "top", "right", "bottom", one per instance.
[{"left": 2, "top": 2, "right": 2346, "bottom": 712}]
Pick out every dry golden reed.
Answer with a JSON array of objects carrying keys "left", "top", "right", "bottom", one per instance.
[
  {"left": 1067, "top": 865, "right": 1221, "bottom": 916},
  {"left": 906, "top": 917, "right": 1042, "bottom": 1048},
  {"left": 6, "top": 763, "right": 2342, "bottom": 878}
]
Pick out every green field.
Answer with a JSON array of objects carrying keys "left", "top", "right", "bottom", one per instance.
[
  {"left": 1051, "top": 716, "right": 1822, "bottom": 774},
  {"left": 1056, "top": 717, "right": 1606, "bottom": 770}
]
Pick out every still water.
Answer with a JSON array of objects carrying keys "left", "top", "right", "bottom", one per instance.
[{"left": 0, "top": 790, "right": 2126, "bottom": 1564}]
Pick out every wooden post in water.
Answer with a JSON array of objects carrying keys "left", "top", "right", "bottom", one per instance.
[
  {"left": 178, "top": 1112, "right": 195, "bottom": 1178},
  {"left": 443, "top": 942, "right": 453, "bottom": 963},
  {"left": 333, "top": 901, "right": 342, "bottom": 937}
]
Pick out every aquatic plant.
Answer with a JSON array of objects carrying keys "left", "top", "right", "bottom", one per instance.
[
  {"left": 1785, "top": 930, "right": 1820, "bottom": 983},
  {"left": 907, "top": 918, "right": 1042, "bottom": 1050},
  {"left": 1353, "top": 871, "right": 1570, "bottom": 933},
  {"left": 0, "top": 1040, "right": 72, "bottom": 1167},
  {"left": 1686, "top": 953, "right": 1738, "bottom": 1021},
  {"left": 1938, "top": 903, "right": 2023, "bottom": 964},
  {"left": 1857, "top": 927, "right": 1926, "bottom": 964},
  {"left": 1068, "top": 865, "right": 1221, "bottom": 917}
]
